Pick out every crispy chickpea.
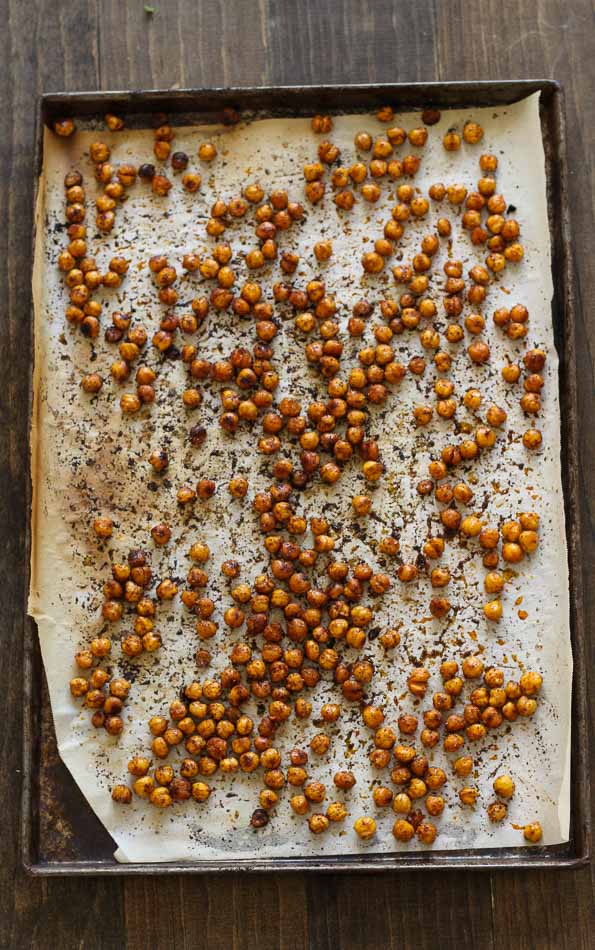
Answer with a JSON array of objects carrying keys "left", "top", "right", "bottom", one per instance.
[
  {"left": 310, "top": 732, "right": 331, "bottom": 755},
  {"left": 333, "top": 770, "right": 356, "bottom": 791},
  {"left": 487, "top": 801, "right": 507, "bottom": 823},
  {"left": 493, "top": 774, "right": 515, "bottom": 799},
  {"left": 483, "top": 600, "right": 502, "bottom": 622},
  {"left": 92, "top": 516, "right": 113, "bottom": 539},
  {"left": 392, "top": 792, "right": 412, "bottom": 816},
  {"left": 133, "top": 776, "right": 155, "bottom": 799},
  {"left": 111, "top": 784, "right": 132, "bottom": 804},
  {"left": 520, "top": 671, "right": 543, "bottom": 696},
  {"left": 459, "top": 787, "right": 479, "bottom": 806},
  {"left": 304, "top": 813, "right": 328, "bottom": 835},
  {"left": 442, "top": 129, "right": 461, "bottom": 151},
  {"left": 523, "top": 821, "right": 543, "bottom": 843},
  {"left": 289, "top": 794, "right": 308, "bottom": 816},
  {"left": 416, "top": 820, "right": 437, "bottom": 845},
  {"left": 182, "top": 171, "right": 202, "bottom": 192},
  {"left": 354, "top": 816, "right": 376, "bottom": 840},
  {"left": 393, "top": 818, "right": 415, "bottom": 842},
  {"left": 191, "top": 781, "right": 211, "bottom": 802},
  {"left": 522, "top": 428, "right": 543, "bottom": 450},
  {"left": 198, "top": 141, "right": 217, "bottom": 162}
]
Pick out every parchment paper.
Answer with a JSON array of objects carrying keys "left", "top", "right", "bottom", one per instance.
[{"left": 30, "top": 92, "right": 571, "bottom": 861}]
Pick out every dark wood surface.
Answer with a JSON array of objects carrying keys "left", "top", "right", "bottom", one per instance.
[{"left": 1, "top": 1, "right": 593, "bottom": 947}]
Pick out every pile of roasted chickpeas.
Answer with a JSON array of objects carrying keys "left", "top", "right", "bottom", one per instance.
[{"left": 58, "top": 105, "right": 548, "bottom": 847}]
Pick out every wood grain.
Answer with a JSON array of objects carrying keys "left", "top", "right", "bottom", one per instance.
[{"left": 1, "top": 0, "right": 592, "bottom": 948}]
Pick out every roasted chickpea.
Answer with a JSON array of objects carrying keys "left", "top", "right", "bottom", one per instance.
[
  {"left": 523, "top": 821, "right": 543, "bottom": 843},
  {"left": 353, "top": 816, "right": 376, "bottom": 840},
  {"left": 443, "top": 130, "right": 461, "bottom": 151}
]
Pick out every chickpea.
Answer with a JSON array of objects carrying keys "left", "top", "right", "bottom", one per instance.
[
  {"left": 93, "top": 516, "right": 114, "bottom": 539},
  {"left": 483, "top": 600, "right": 502, "bottom": 623},
  {"left": 523, "top": 822, "right": 543, "bottom": 843},
  {"left": 111, "top": 784, "right": 132, "bottom": 804},
  {"left": 147, "top": 173, "right": 171, "bottom": 197},
  {"left": 133, "top": 776, "right": 155, "bottom": 799},
  {"left": 393, "top": 819, "right": 415, "bottom": 842},
  {"left": 443, "top": 129, "right": 461, "bottom": 151},
  {"left": 416, "top": 820, "right": 438, "bottom": 845},
  {"left": 488, "top": 802, "right": 508, "bottom": 823},
  {"left": 522, "top": 428, "right": 543, "bottom": 450},
  {"left": 310, "top": 733, "right": 331, "bottom": 755},
  {"left": 197, "top": 141, "right": 217, "bottom": 162},
  {"left": 462, "top": 121, "right": 484, "bottom": 144},
  {"left": 459, "top": 787, "right": 479, "bottom": 806},
  {"left": 354, "top": 816, "right": 376, "bottom": 840},
  {"left": 182, "top": 172, "right": 202, "bottom": 192},
  {"left": 453, "top": 756, "right": 474, "bottom": 777},
  {"left": 330, "top": 771, "right": 356, "bottom": 795},
  {"left": 308, "top": 814, "right": 330, "bottom": 835},
  {"left": 520, "top": 671, "right": 543, "bottom": 696},
  {"left": 493, "top": 774, "right": 515, "bottom": 799},
  {"left": 327, "top": 802, "right": 348, "bottom": 823}
]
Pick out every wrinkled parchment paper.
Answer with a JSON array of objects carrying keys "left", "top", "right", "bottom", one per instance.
[{"left": 30, "top": 93, "right": 571, "bottom": 861}]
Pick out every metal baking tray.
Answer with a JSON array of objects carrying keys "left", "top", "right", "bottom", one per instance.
[{"left": 23, "top": 80, "right": 590, "bottom": 874}]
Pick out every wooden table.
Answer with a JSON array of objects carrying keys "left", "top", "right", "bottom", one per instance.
[{"left": 2, "top": 1, "right": 592, "bottom": 947}]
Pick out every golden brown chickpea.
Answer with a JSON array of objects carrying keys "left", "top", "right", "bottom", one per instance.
[
  {"left": 69, "top": 677, "right": 89, "bottom": 698},
  {"left": 305, "top": 813, "right": 328, "bottom": 835},
  {"left": 154, "top": 765, "right": 174, "bottom": 786},
  {"left": 287, "top": 793, "right": 308, "bottom": 816},
  {"left": 132, "top": 775, "right": 155, "bottom": 799},
  {"left": 198, "top": 141, "right": 217, "bottom": 162},
  {"left": 523, "top": 821, "right": 543, "bottom": 843},
  {"left": 152, "top": 174, "right": 172, "bottom": 196},
  {"left": 453, "top": 756, "right": 474, "bottom": 778},
  {"left": 333, "top": 770, "right": 356, "bottom": 791},
  {"left": 493, "top": 774, "right": 515, "bottom": 799},
  {"left": 392, "top": 818, "right": 415, "bottom": 842},
  {"left": 354, "top": 130, "right": 372, "bottom": 151},
  {"left": 391, "top": 793, "right": 412, "bottom": 817},
  {"left": 483, "top": 600, "right": 503, "bottom": 622},
  {"left": 354, "top": 816, "right": 376, "bottom": 840},
  {"left": 150, "top": 787, "right": 173, "bottom": 808},
  {"left": 111, "top": 784, "right": 132, "bottom": 804},
  {"left": 468, "top": 341, "right": 490, "bottom": 364},
  {"left": 369, "top": 786, "right": 391, "bottom": 808},
  {"left": 310, "top": 733, "right": 331, "bottom": 755},
  {"left": 191, "top": 781, "right": 211, "bottom": 802},
  {"left": 522, "top": 428, "right": 543, "bottom": 450},
  {"left": 487, "top": 802, "right": 508, "bottom": 823},
  {"left": 520, "top": 671, "right": 543, "bottom": 696},
  {"left": 459, "top": 787, "right": 479, "bottom": 806},
  {"left": 179, "top": 170, "right": 201, "bottom": 192}
]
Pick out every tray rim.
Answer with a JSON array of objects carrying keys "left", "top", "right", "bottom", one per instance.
[{"left": 23, "top": 78, "right": 591, "bottom": 875}]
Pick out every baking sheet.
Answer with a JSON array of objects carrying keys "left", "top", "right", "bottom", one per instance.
[{"left": 30, "top": 92, "right": 572, "bottom": 862}]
